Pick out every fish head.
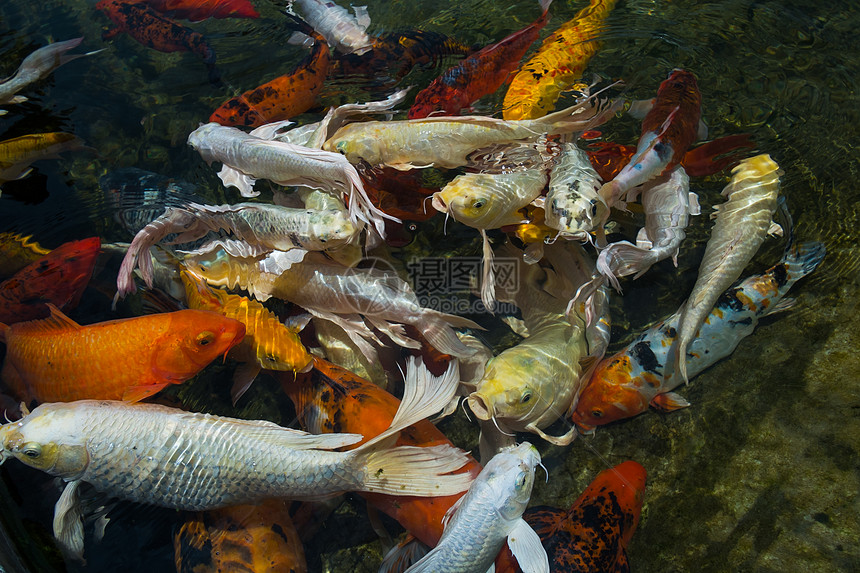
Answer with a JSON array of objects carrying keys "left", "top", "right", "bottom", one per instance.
[
  {"left": 483, "top": 442, "right": 541, "bottom": 522},
  {"left": 467, "top": 355, "right": 549, "bottom": 429},
  {"left": 325, "top": 132, "right": 381, "bottom": 166},
  {"left": 183, "top": 248, "right": 233, "bottom": 285},
  {"left": 308, "top": 209, "right": 358, "bottom": 247},
  {"left": 154, "top": 310, "right": 246, "bottom": 379},
  {"left": 0, "top": 404, "right": 89, "bottom": 478},
  {"left": 255, "top": 329, "right": 312, "bottom": 373},
  {"left": 570, "top": 356, "right": 650, "bottom": 430},
  {"left": 546, "top": 190, "right": 608, "bottom": 235},
  {"left": 186, "top": 123, "right": 223, "bottom": 156},
  {"left": 434, "top": 176, "right": 499, "bottom": 229}
]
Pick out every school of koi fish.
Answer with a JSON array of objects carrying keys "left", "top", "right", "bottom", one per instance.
[{"left": 0, "top": 0, "right": 831, "bottom": 571}]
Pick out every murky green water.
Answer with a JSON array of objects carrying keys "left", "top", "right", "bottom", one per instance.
[{"left": 0, "top": 0, "right": 858, "bottom": 571}]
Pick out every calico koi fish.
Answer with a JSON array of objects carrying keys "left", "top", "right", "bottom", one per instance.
[
  {"left": 174, "top": 500, "right": 306, "bottom": 573},
  {"left": 281, "top": 356, "right": 483, "bottom": 549},
  {"left": 674, "top": 153, "right": 782, "bottom": 384},
  {"left": 503, "top": 0, "right": 617, "bottom": 120},
  {"left": 0, "top": 38, "right": 98, "bottom": 114},
  {"left": 324, "top": 95, "right": 620, "bottom": 170},
  {"left": 144, "top": 0, "right": 260, "bottom": 22},
  {"left": 496, "top": 461, "right": 646, "bottom": 573},
  {"left": 180, "top": 269, "right": 312, "bottom": 404},
  {"left": 0, "top": 132, "right": 85, "bottom": 189},
  {"left": 408, "top": 0, "right": 552, "bottom": 119},
  {"left": 0, "top": 358, "right": 472, "bottom": 559},
  {"left": 0, "top": 237, "right": 101, "bottom": 324},
  {"left": 572, "top": 241, "right": 825, "bottom": 430},
  {"left": 406, "top": 443, "right": 548, "bottom": 573},
  {"left": 96, "top": 0, "right": 221, "bottom": 85},
  {"left": 288, "top": 0, "right": 373, "bottom": 55},
  {"left": 209, "top": 15, "right": 330, "bottom": 127},
  {"left": 0, "top": 233, "right": 51, "bottom": 279},
  {"left": 598, "top": 69, "right": 703, "bottom": 211},
  {"left": 0, "top": 305, "right": 245, "bottom": 404}
]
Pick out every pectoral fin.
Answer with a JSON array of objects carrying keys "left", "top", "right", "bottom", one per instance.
[
  {"left": 231, "top": 362, "right": 261, "bottom": 405},
  {"left": 122, "top": 383, "right": 167, "bottom": 403},
  {"left": 507, "top": 518, "right": 550, "bottom": 573},
  {"left": 650, "top": 391, "right": 690, "bottom": 412},
  {"left": 217, "top": 165, "right": 257, "bottom": 197},
  {"left": 54, "top": 480, "right": 85, "bottom": 561}
]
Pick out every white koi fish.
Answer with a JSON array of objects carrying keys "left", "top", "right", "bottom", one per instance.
[
  {"left": 405, "top": 442, "right": 548, "bottom": 573},
  {"left": 288, "top": 0, "right": 374, "bottom": 55},
  {"left": 674, "top": 154, "right": 782, "bottom": 383},
  {"left": 544, "top": 142, "right": 607, "bottom": 241}
]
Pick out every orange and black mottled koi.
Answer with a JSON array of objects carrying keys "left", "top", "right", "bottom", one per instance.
[
  {"left": 408, "top": 0, "right": 553, "bottom": 119},
  {"left": 279, "top": 357, "right": 482, "bottom": 549},
  {"left": 209, "top": 15, "right": 330, "bottom": 127},
  {"left": 328, "top": 30, "right": 476, "bottom": 90},
  {"left": 96, "top": 0, "right": 221, "bottom": 85},
  {"left": 496, "top": 461, "right": 646, "bottom": 573}
]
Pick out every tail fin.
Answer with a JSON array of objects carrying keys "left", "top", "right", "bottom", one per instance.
[
  {"left": 419, "top": 313, "right": 480, "bottom": 358},
  {"left": 536, "top": 85, "right": 622, "bottom": 136}
]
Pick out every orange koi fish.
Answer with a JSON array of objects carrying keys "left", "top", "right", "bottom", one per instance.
[
  {"left": 496, "top": 461, "right": 646, "bottom": 572},
  {"left": 408, "top": 0, "right": 552, "bottom": 119},
  {"left": 503, "top": 0, "right": 617, "bottom": 120},
  {"left": 280, "top": 356, "right": 483, "bottom": 548},
  {"left": 0, "top": 233, "right": 51, "bottom": 279},
  {"left": 0, "top": 305, "right": 245, "bottom": 404},
  {"left": 0, "top": 237, "right": 100, "bottom": 324},
  {"left": 180, "top": 270, "right": 311, "bottom": 404},
  {"left": 0, "top": 132, "right": 85, "bottom": 188},
  {"left": 209, "top": 15, "right": 329, "bottom": 127},
  {"left": 175, "top": 500, "right": 306, "bottom": 573},
  {"left": 96, "top": 0, "right": 221, "bottom": 85},
  {"left": 144, "top": 0, "right": 259, "bottom": 22},
  {"left": 598, "top": 69, "right": 702, "bottom": 209}
]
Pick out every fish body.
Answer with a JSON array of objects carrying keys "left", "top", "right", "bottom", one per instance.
[
  {"left": 290, "top": 0, "right": 373, "bottom": 55},
  {"left": 572, "top": 242, "right": 825, "bottom": 430},
  {"left": 674, "top": 153, "right": 781, "bottom": 383},
  {"left": 0, "top": 237, "right": 101, "bottom": 324},
  {"left": 144, "top": 0, "right": 260, "bottom": 21},
  {"left": 503, "top": 0, "right": 617, "bottom": 120},
  {"left": 0, "top": 233, "right": 51, "bottom": 279},
  {"left": 0, "top": 306, "right": 245, "bottom": 404},
  {"left": 408, "top": 0, "right": 552, "bottom": 119},
  {"left": 180, "top": 269, "right": 312, "bottom": 403},
  {"left": 0, "top": 38, "right": 94, "bottom": 112},
  {"left": 544, "top": 142, "right": 606, "bottom": 237},
  {"left": 96, "top": 0, "right": 220, "bottom": 84},
  {"left": 0, "top": 132, "right": 84, "bottom": 187},
  {"left": 0, "top": 359, "right": 472, "bottom": 558},
  {"left": 281, "top": 356, "right": 483, "bottom": 548},
  {"left": 209, "top": 16, "right": 330, "bottom": 127},
  {"left": 174, "top": 501, "right": 306, "bottom": 573},
  {"left": 406, "top": 442, "right": 548, "bottom": 573},
  {"left": 324, "top": 96, "right": 619, "bottom": 169},
  {"left": 598, "top": 69, "right": 702, "bottom": 209}
]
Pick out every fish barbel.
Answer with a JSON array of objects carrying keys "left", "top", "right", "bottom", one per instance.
[
  {"left": 0, "top": 358, "right": 473, "bottom": 559},
  {"left": 674, "top": 153, "right": 782, "bottom": 384},
  {"left": 324, "top": 95, "right": 621, "bottom": 169},
  {"left": 405, "top": 442, "right": 548, "bottom": 573}
]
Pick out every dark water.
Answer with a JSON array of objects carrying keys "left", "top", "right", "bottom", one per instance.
[{"left": 0, "top": 0, "right": 858, "bottom": 571}]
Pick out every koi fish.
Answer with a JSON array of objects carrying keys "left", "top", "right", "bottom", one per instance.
[
  {"left": 0, "top": 233, "right": 51, "bottom": 279},
  {"left": 188, "top": 122, "right": 392, "bottom": 236},
  {"left": 281, "top": 356, "right": 483, "bottom": 549},
  {"left": 0, "top": 305, "right": 245, "bottom": 404},
  {"left": 674, "top": 154, "right": 782, "bottom": 384},
  {"left": 503, "top": 0, "right": 617, "bottom": 120},
  {"left": 180, "top": 269, "right": 312, "bottom": 404},
  {"left": 0, "top": 132, "right": 85, "bottom": 189},
  {"left": 408, "top": 0, "right": 552, "bottom": 119},
  {"left": 544, "top": 142, "right": 607, "bottom": 240},
  {"left": 598, "top": 69, "right": 703, "bottom": 210},
  {"left": 209, "top": 15, "right": 330, "bottom": 127},
  {"left": 95, "top": 0, "right": 221, "bottom": 85},
  {"left": 572, "top": 241, "right": 825, "bottom": 430},
  {"left": 288, "top": 0, "right": 373, "bottom": 55},
  {"left": 174, "top": 501, "right": 306, "bottom": 573},
  {"left": 496, "top": 461, "right": 646, "bottom": 573},
  {"left": 144, "top": 0, "right": 260, "bottom": 22},
  {"left": 406, "top": 442, "right": 548, "bottom": 573},
  {"left": 0, "top": 38, "right": 98, "bottom": 114},
  {"left": 324, "top": 95, "right": 620, "bottom": 170},
  {"left": 0, "top": 237, "right": 101, "bottom": 324},
  {"left": 0, "top": 358, "right": 472, "bottom": 560}
]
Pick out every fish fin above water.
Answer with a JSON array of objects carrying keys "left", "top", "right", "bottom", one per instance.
[
  {"left": 53, "top": 480, "right": 85, "bottom": 562},
  {"left": 218, "top": 165, "right": 257, "bottom": 197},
  {"left": 353, "top": 5, "right": 371, "bottom": 29},
  {"left": 122, "top": 383, "right": 168, "bottom": 403},
  {"left": 231, "top": 362, "right": 262, "bottom": 405},
  {"left": 507, "top": 518, "right": 550, "bottom": 573},
  {"left": 650, "top": 391, "right": 690, "bottom": 412}
]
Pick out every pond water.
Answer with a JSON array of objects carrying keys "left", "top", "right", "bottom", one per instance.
[{"left": 0, "top": 0, "right": 858, "bottom": 571}]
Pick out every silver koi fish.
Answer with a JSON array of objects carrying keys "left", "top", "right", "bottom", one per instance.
[{"left": 288, "top": 0, "right": 374, "bottom": 55}]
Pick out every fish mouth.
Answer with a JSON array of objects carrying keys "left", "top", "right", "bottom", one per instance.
[
  {"left": 466, "top": 392, "right": 492, "bottom": 421},
  {"left": 430, "top": 193, "right": 448, "bottom": 213}
]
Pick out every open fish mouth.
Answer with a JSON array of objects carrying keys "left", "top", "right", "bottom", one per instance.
[
  {"left": 430, "top": 193, "right": 448, "bottom": 213},
  {"left": 466, "top": 392, "right": 492, "bottom": 421}
]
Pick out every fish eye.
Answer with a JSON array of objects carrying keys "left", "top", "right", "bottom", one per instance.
[
  {"left": 521, "top": 391, "right": 532, "bottom": 404},
  {"left": 21, "top": 443, "right": 41, "bottom": 458},
  {"left": 472, "top": 199, "right": 486, "bottom": 209},
  {"left": 335, "top": 141, "right": 347, "bottom": 154},
  {"left": 514, "top": 471, "right": 528, "bottom": 490},
  {"left": 591, "top": 408, "right": 604, "bottom": 418},
  {"left": 590, "top": 199, "right": 598, "bottom": 216},
  {"left": 196, "top": 331, "right": 216, "bottom": 346},
  {"left": 265, "top": 354, "right": 278, "bottom": 363},
  {"left": 199, "top": 264, "right": 208, "bottom": 273}
]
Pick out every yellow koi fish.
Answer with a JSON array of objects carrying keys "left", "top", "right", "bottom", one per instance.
[{"left": 0, "top": 132, "right": 84, "bottom": 190}]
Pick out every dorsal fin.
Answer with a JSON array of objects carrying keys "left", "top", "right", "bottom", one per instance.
[{"left": 15, "top": 304, "right": 81, "bottom": 333}]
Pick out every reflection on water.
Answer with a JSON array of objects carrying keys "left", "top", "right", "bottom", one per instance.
[{"left": 0, "top": 0, "right": 858, "bottom": 571}]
